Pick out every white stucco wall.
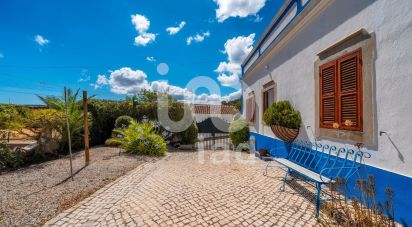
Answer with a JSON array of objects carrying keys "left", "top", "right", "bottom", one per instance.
[{"left": 242, "top": 0, "right": 412, "bottom": 177}]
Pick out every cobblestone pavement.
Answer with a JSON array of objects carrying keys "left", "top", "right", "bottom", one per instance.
[{"left": 45, "top": 150, "right": 319, "bottom": 226}]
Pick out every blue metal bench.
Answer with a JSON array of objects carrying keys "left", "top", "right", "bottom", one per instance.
[{"left": 264, "top": 140, "right": 370, "bottom": 217}]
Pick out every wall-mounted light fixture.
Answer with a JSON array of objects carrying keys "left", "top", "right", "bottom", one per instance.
[{"left": 379, "top": 131, "right": 389, "bottom": 136}]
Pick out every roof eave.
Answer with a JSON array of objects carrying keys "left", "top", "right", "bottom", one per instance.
[
  {"left": 241, "top": 0, "right": 327, "bottom": 80},
  {"left": 241, "top": 0, "right": 294, "bottom": 68}
]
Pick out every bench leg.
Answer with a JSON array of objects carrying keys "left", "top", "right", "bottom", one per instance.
[
  {"left": 280, "top": 169, "right": 289, "bottom": 192},
  {"left": 316, "top": 183, "right": 321, "bottom": 218},
  {"left": 264, "top": 162, "right": 271, "bottom": 176}
]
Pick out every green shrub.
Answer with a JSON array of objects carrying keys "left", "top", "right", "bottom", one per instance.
[
  {"left": 0, "top": 104, "right": 27, "bottom": 131},
  {"left": 263, "top": 100, "right": 302, "bottom": 129},
  {"left": 115, "top": 116, "right": 134, "bottom": 129},
  {"left": 180, "top": 123, "right": 198, "bottom": 145},
  {"left": 105, "top": 138, "right": 122, "bottom": 147},
  {"left": 137, "top": 90, "right": 158, "bottom": 103},
  {"left": 114, "top": 121, "right": 167, "bottom": 156},
  {"left": 88, "top": 100, "right": 132, "bottom": 146},
  {"left": 134, "top": 102, "right": 157, "bottom": 120},
  {"left": 89, "top": 91, "right": 195, "bottom": 146},
  {"left": 133, "top": 99, "right": 190, "bottom": 122},
  {"left": 0, "top": 143, "right": 24, "bottom": 171},
  {"left": 167, "top": 101, "right": 190, "bottom": 122},
  {"left": 229, "top": 117, "right": 249, "bottom": 147},
  {"left": 133, "top": 98, "right": 195, "bottom": 144}
]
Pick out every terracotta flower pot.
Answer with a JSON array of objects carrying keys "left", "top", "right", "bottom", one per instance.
[{"left": 270, "top": 125, "right": 300, "bottom": 142}]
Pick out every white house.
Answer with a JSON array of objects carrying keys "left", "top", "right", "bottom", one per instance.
[{"left": 241, "top": 0, "right": 412, "bottom": 224}]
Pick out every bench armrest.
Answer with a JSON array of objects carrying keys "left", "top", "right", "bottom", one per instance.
[{"left": 319, "top": 166, "right": 360, "bottom": 183}]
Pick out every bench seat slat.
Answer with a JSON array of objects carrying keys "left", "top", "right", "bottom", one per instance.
[{"left": 274, "top": 158, "right": 332, "bottom": 183}]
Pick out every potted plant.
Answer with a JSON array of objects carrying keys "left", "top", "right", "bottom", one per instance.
[{"left": 263, "top": 101, "right": 302, "bottom": 142}]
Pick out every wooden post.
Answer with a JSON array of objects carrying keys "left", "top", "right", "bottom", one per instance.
[{"left": 83, "top": 90, "right": 90, "bottom": 165}]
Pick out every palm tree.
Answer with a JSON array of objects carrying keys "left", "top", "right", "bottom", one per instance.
[{"left": 38, "top": 88, "right": 92, "bottom": 152}]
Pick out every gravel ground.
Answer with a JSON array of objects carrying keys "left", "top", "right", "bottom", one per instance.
[{"left": 0, "top": 147, "right": 158, "bottom": 227}]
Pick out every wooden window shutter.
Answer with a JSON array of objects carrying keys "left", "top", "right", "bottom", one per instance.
[
  {"left": 246, "top": 95, "right": 255, "bottom": 123},
  {"left": 262, "top": 81, "right": 275, "bottom": 115},
  {"left": 319, "top": 62, "right": 337, "bottom": 128},
  {"left": 263, "top": 91, "right": 268, "bottom": 113},
  {"left": 319, "top": 49, "right": 363, "bottom": 131},
  {"left": 337, "top": 50, "right": 362, "bottom": 131}
]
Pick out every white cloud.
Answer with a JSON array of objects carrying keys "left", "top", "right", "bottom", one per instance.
[
  {"left": 216, "top": 33, "right": 255, "bottom": 87},
  {"left": 253, "top": 14, "right": 263, "bottom": 23},
  {"left": 96, "top": 74, "right": 109, "bottom": 85},
  {"left": 195, "top": 93, "right": 222, "bottom": 103},
  {"left": 214, "top": 0, "right": 266, "bottom": 22},
  {"left": 131, "top": 14, "right": 156, "bottom": 46},
  {"left": 166, "top": 21, "right": 186, "bottom": 35},
  {"left": 224, "top": 33, "right": 256, "bottom": 64},
  {"left": 78, "top": 69, "right": 91, "bottom": 82},
  {"left": 186, "top": 31, "right": 210, "bottom": 45},
  {"left": 146, "top": 56, "right": 156, "bottom": 62},
  {"left": 92, "top": 67, "right": 150, "bottom": 94},
  {"left": 92, "top": 67, "right": 241, "bottom": 104},
  {"left": 91, "top": 74, "right": 109, "bottom": 89},
  {"left": 109, "top": 68, "right": 150, "bottom": 94},
  {"left": 221, "top": 89, "right": 242, "bottom": 101},
  {"left": 131, "top": 14, "right": 150, "bottom": 33},
  {"left": 217, "top": 73, "right": 240, "bottom": 87},
  {"left": 151, "top": 81, "right": 241, "bottom": 104},
  {"left": 78, "top": 76, "right": 90, "bottom": 83},
  {"left": 34, "top": 35, "right": 49, "bottom": 46},
  {"left": 134, "top": 33, "right": 156, "bottom": 46},
  {"left": 151, "top": 80, "right": 193, "bottom": 101}
]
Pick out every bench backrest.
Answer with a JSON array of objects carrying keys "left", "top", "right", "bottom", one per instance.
[{"left": 288, "top": 140, "right": 370, "bottom": 181}]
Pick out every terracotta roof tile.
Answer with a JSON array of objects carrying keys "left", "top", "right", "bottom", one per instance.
[{"left": 191, "top": 104, "right": 239, "bottom": 115}]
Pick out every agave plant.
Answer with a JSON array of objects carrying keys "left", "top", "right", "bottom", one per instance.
[{"left": 38, "top": 88, "right": 93, "bottom": 152}]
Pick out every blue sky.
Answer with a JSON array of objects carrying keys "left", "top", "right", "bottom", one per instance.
[{"left": 0, "top": 0, "right": 284, "bottom": 104}]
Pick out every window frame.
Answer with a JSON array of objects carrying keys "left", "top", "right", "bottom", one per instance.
[{"left": 319, "top": 49, "right": 363, "bottom": 132}]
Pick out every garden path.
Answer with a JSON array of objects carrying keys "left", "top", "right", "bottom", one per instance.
[{"left": 45, "top": 150, "right": 319, "bottom": 226}]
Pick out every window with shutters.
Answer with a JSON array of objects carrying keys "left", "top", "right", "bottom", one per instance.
[{"left": 319, "top": 49, "right": 362, "bottom": 131}]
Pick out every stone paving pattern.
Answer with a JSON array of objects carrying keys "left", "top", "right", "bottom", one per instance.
[{"left": 45, "top": 150, "right": 319, "bottom": 226}]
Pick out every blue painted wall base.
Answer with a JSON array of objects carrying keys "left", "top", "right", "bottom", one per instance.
[{"left": 250, "top": 132, "right": 412, "bottom": 226}]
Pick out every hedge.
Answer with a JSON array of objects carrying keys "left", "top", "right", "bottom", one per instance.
[
  {"left": 88, "top": 100, "right": 132, "bottom": 146},
  {"left": 88, "top": 99, "right": 195, "bottom": 146}
]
